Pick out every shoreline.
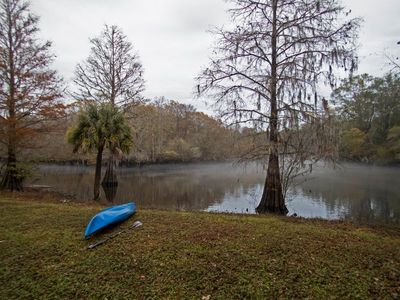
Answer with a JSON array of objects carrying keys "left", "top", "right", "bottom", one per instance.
[
  {"left": 2, "top": 189, "right": 400, "bottom": 231},
  {"left": 1, "top": 191, "right": 399, "bottom": 298},
  {"left": 7, "top": 187, "right": 400, "bottom": 228}
]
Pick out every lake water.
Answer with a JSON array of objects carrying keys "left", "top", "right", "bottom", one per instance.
[{"left": 28, "top": 162, "right": 400, "bottom": 224}]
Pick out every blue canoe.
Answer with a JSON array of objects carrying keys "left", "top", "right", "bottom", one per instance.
[{"left": 85, "top": 202, "right": 136, "bottom": 238}]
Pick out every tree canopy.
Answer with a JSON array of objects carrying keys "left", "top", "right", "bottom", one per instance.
[
  {"left": 198, "top": 0, "right": 361, "bottom": 214},
  {"left": 67, "top": 103, "right": 132, "bottom": 199},
  {"left": 333, "top": 73, "right": 400, "bottom": 162},
  {"left": 0, "top": 0, "right": 64, "bottom": 191},
  {"left": 67, "top": 104, "right": 132, "bottom": 156},
  {"left": 74, "top": 25, "right": 145, "bottom": 108}
]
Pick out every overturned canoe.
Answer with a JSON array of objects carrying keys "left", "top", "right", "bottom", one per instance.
[{"left": 85, "top": 202, "right": 136, "bottom": 238}]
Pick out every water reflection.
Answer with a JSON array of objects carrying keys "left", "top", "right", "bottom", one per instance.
[
  {"left": 28, "top": 162, "right": 400, "bottom": 224},
  {"left": 289, "top": 164, "right": 400, "bottom": 223},
  {"left": 102, "top": 183, "right": 118, "bottom": 203}
]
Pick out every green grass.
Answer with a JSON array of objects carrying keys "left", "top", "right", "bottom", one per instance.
[{"left": 0, "top": 192, "right": 399, "bottom": 299}]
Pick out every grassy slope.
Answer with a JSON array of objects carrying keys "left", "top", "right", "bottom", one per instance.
[{"left": 0, "top": 193, "right": 399, "bottom": 299}]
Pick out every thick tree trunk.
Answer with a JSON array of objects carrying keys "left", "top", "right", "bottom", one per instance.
[
  {"left": 93, "top": 143, "right": 104, "bottom": 201},
  {"left": 0, "top": 142, "right": 23, "bottom": 191},
  {"left": 256, "top": 0, "right": 287, "bottom": 215},
  {"left": 102, "top": 153, "right": 118, "bottom": 186},
  {"left": 256, "top": 151, "right": 288, "bottom": 214},
  {"left": 102, "top": 184, "right": 118, "bottom": 203}
]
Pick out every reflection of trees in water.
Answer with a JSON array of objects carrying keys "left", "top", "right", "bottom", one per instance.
[
  {"left": 29, "top": 163, "right": 265, "bottom": 211},
  {"left": 29, "top": 165, "right": 94, "bottom": 200},
  {"left": 116, "top": 171, "right": 263, "bottom": 210},
  {"left": 351, "top": 190, "right": 397, "bottom": 224},
  {"left": 29, "top": 163, "right": 400, "bottom": 224},
  {"left": 295, "top": 165, "right": 400, "bottom": 223}
]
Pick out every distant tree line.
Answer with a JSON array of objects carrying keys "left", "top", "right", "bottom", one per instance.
[
  {"left": 12, "top": 71, "right": 399, "bottom": 168},
  {"left": 13, "top": 99, "right": 249, "bottom": 165},
  {"left": 127, "top": 98, "right": 244, "bottom": 163}
]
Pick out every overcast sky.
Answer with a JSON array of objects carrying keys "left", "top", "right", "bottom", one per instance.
[{"left": 31, "top": 0, "right": 400, "bottom": 113}]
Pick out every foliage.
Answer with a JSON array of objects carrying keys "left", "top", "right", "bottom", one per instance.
[
  {"left": 384, "top": 126, "right": 400, "bottom": 161},
  {"left": 341, "top": 128, "right": 368, "bottom": 159},
  {"left": 127, "top": 99, "right": 240, "bottom": 163},
  {"left": 1, "top": 195, "right": 399, "bottom": 299},
  {"left": 67, "top": 103, "right": 133, "bottom": 199},
  {"left": 333, "top": 73, "right": 400, "bottom": 163},
  {"left": 67, "top": 103, "right": 132, "bottom": 156},
  {"left": 165, "top": 138, "right": 201, "bottom": 162}
]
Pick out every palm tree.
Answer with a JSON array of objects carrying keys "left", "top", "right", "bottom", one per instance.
[{"left": 67, "top": 103, "right": 132, "bottom": 200}]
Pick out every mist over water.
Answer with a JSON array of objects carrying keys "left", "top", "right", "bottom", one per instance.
[{"left": 29, "top": 162, "right": 400, "bottom": 224}]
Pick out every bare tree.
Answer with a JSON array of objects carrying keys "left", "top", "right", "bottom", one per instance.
[
  {"left": 198, "top": 0, "right": 361, "bottom": 214},
  {"left": 73, "top": 25, "right": 144, "bottom": 195},
  {"left": 74, "top": 25, "right": 145, "bottom": 108},
  {"left": 0, "top": 0, "right": 64, "bottom": 191}
]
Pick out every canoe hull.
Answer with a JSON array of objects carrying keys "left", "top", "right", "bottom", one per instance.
[{"left": 85, "top": 202, "right": 136, "bottom": 238}]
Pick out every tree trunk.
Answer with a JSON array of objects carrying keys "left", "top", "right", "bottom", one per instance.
[
  {"left": 1, "top": 12, "right": 22, "bottom": 192},
  {"left": 102, "top": 183, "right": 118, "bottom": 203},
  {"left": 0, "top": 141, "right": 23, "bottom": 191},
  {"left": 102, "top": 153, "right": 118, "bottom": 186},
  {"left": 256, "top": 151, "right": 288, "bottom": 214},
  {"left": 256, "top": 0, "right": 287, "bottom": 215},
  {"left": 93, "top": 143, "right": 104, "bottom": 201}
]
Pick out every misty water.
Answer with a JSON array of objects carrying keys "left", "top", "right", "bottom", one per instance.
[{"left": 28, "top": 162, "right": 400, "bottom": 224}]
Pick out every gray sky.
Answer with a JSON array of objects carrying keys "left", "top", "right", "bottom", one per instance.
[{"left": 31, "top": 0, "right": 400, "bottom": 113}]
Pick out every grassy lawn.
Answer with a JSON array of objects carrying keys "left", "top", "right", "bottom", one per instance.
[{"left": 0, "top": 192, "right": 399, "bottom": 299}]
